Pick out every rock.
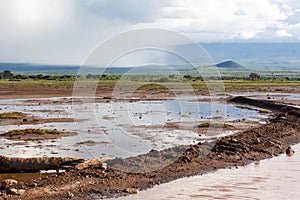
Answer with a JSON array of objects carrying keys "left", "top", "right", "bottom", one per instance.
[
  {"left": 66, "top": 191, "right": 74, "bottom": 198},
  {"left": 286, "top": 146, "right": 295, "bottom": 157},
  {"left": 75, "top": 158, "right": 108, "bottom": 170},
  {"left": 29, "top": 183, "right": 37, "bottom": 188},
  {"left": 253, "top": 138, "right": 260, "bottom": 145},
  {"left": 125, "top": 188, "right": 139, "bottom": 194},
  {"left": 100, "top": 163, "right": 107, "bottom": 170},
  {"left": 1, "top": 179, "right": 18, "bottom": 189},
  {"left": 230, "top": 138, "right": 238, "bottom": 143},
  {"left": 7, "top": 188, "right": 25, "bottom": 195}
]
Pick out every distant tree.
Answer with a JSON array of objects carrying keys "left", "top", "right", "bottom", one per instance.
[
  {"left": 183, "top": 75, "right": 192, "bottom": 80},
  {"left": 249, "top": 73, "right": 260, "bottom": 80},
  {"left": 36, "top": 74, "right": 44, "bottom": 79},
  {"left": 29, "top": 75, "right": 36, "bottom": 79},
  {"left": 158, "top": 77, "right": 169, "bottom": 82},
  {"left": 2, "top": 70, "right": 13, "bottom": 79},
  {"left": 100, "top": 74, "right": 107, "bottom": 80},
  {"left": 86, "top": 74, "right": 93, "bottom": 79},
  {"left": 43, "top": 75, "right": 51, "bottom": 80},
  {"left": 14, "top": 74, "right": 24, "bottom": 79}
]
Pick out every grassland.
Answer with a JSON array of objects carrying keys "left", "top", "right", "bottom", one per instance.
[
  {"left": 0, "top": 70, "right": 299, "bottom": 100},
  {"left": 196, "top": 122, "right": 233, "bottom": 128},
  {"left": 0, "top": 78, "right": 298, "bottom": 91},
  {"left": 1, "top": 128, "right": 60, "bottom": 136},
  {"left": 0, "top": 112, "right": 25, "bottom": 119}
]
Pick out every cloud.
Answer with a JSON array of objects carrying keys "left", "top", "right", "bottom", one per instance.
[
  {"left": 76, "top": 0, "right": 170, "bottom": 23},
  {"left": 285, "top": 23, "right": 300, "bottom": 40},
  {"left": 276, "top": 29, "right": 292, "bottom": 37},
  {"left": 134, "top": 0, "right": 288, "bottom": 42},
  {"left": 0, "top": 0, "right": 299, "bottom": 64}
]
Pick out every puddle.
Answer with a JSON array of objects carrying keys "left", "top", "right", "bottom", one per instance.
[
  {"left": 0, "top": 172, "right": 56, "bottom": 182},
  {"left": 119, "top": 143, "right": 300, "bottom": 200},
  {"left": 0, "top": 97, "right": 269, "bottom": 159}
]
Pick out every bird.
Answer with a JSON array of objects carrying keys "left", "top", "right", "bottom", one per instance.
[{"left": 286, "top": 146, "right": 295, "bottom": 157}]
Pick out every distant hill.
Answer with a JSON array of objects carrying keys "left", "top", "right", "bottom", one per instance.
[
  {"left": 0, "top": 63, "right": 79, "bottom": 74},
  {"left": 216, "top": 60, "right": 244, "bottom": 69},
  {"left": 0, "top": 63, "right": 132, "bottom": 74},
  {"left": 192, "top": 43, "right": 300, "bottom": 70}
]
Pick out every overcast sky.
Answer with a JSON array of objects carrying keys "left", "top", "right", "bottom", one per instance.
[{"left": 0, "top": 0, "right": 300, "bottom": 64}]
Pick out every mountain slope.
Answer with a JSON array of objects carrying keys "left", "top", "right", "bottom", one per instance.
[{"left": 216, "top": 60, "right": 244, "bottom": 69}]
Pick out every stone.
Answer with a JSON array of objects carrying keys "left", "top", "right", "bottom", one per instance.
[
  {"left": 75, "top": 158, "right": 108, "bottom": 170},
  {"left": 230, "top": 138, "right": 238, "bottom": 143},
  {"left": 286, "top": 147, "right": 295, "bottom": 157},
  {"left": 125, "top": 188, "right": 139, "bottom": 194},
  {"left": 66, "top": 191, "right": 74, "bottom": 198},
  {"left": 29, "top": 183, "right": 37, "bottom": 188},
  {"left": 253, "top": 138, "right": 260, "bottom": 145},
  {"left": 7, "top": 188, "right": 25, "bottom": 195},
  {"left": 100, "top": 163, "right": 107, "bottom": 170},
  {"left": 1, "top": 179, "right": 18, "bottom": 189}
]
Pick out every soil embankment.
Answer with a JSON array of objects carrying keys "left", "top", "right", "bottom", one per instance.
[{"left": 1, "top": 97, "right": 300, "bottom": 200}]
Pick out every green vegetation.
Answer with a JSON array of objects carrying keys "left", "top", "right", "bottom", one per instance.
[
  {"left": 0, "top": 70, "right": 299, "bottom": 93},
  {"left": 0, "top": 112, "right": 25, "bottom": 119},
  {"left": 196, "top": 122, "right": 233, "bottom": 128},
  {"left": 2, "top": 128, "right": 60, "bottom": 136},
  {"left": 0, "top": 70, "right": 75, "bottom": 81}
]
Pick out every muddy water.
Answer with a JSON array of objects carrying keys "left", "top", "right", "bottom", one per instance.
[
  {"left": 0, "top": 172, "right": 55, "bottom": 182},
  {"left": 0, "top": 97, "right": 268, "bottom": 159},
  {"left": 120, "top": 143, "right": 300, "bottom": 200}
]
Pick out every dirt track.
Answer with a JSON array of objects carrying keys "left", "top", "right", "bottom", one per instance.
[{"left": 0, "top": 96, "right": 299, "bottom": 199}]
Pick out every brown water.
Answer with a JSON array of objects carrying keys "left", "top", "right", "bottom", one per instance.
[
  {"left": 0, "top": 172, "right": 55, "bottom": 182},
  {"left": 120, "top": 143, "right": 300, "bottom": 200}
]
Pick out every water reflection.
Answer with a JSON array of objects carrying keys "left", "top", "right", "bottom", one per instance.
[
  {"left": 120, "top": 144, "right": 300, "bottom": 200},
  {"left": 0, "top": 97, "right": 268, "bottom": 159}
]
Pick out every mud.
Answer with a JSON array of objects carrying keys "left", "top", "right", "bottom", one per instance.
[
  {"left": 0, "top": 117, "right": 75, "bottom": 127},
  {"left": 0, "top": 97, "right": 299, "bottom": 199}
]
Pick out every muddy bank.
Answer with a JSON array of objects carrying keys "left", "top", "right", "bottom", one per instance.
[
  {"left": 0, "top": 111, "right": 75, "bottom": 127},
  {"left": 0, "top": 128, "right": 77, "bottom": 141},
  {"left": 1, "top": 97, "right": 300, "bottom": 199},
  {"left": 0, "top": 156, "right": 84, "bottom": 173},
  {"left": 229, "top": 96, "right": 300, "bottom": 117}
]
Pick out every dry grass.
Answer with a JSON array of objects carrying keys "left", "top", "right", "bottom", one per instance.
[
  {"left": 2, "top": 128, "right": 60, "bottom": 136},
  {"left": 0, "top": 112, "right": 25, "bottom": 119},
  {"left": 196, "top": 122, "right": 233, "bottom": 128}
]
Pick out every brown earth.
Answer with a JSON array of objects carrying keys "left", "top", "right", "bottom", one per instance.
[
  {"left": 0, "top": 116, "right": 75, "bottom": 127},
  {"left": 0, "top": 97, "right": 299, "bottom": 199}
]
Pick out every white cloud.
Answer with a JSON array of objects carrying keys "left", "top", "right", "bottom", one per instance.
[
  {"left": 134, "top": 0, "right": 288, "bottom": 42},
  {"left": 0, "top": 0, "right": 299, "bottom": 64},
  {"left": 276, "top": 29, "right": 292, "bottom": 37},
  {"left": 285, "top": 23, "right": 300, "bottom": 39}
]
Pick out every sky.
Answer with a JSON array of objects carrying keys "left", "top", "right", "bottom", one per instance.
[{"left": 0, "top": 0, "right": 300, "bottom": 64}]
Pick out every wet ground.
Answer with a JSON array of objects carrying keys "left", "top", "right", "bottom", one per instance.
[
  {"left": 1, "top": 93, "right": 300, "bottom": 199},
  {"left": 0, "top": 96, "right": 269, "bottom": 160}
]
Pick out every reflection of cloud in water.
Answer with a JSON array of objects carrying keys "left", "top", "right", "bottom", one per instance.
[{"left": 0, "top": 96, "right": 268, "bottom": 159}]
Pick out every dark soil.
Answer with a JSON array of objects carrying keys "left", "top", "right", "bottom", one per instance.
[{"left": 1, "top": 97, "right": 300, "bottom": 200}]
